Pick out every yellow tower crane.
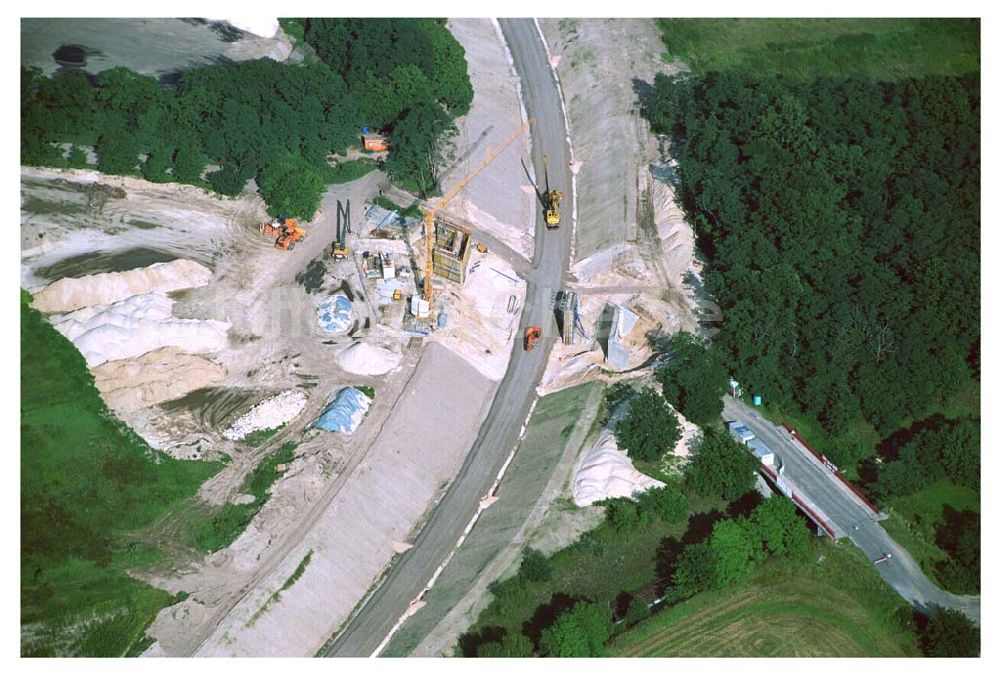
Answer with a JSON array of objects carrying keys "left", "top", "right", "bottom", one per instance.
[{"left": 421, "top": 120, "right": 531, "bottom": 311}]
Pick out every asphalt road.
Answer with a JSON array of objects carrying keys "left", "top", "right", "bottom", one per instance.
[
  {"left": 319, "top": 18, "right": 574, "bottom": 656},
  {"left": 724, "top": 396, "right": 980, "bottom": 624}
]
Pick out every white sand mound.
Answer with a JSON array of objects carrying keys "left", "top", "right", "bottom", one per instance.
[
  {"left": 93, "top": 348, "right": 227, "bottom": 414},
  {"left": 335, "top": 341, "right": 402, "bottom": 376},
  {"left": 53, "top": 293, "right": 230, "bottom": 367},
  {"left": 33, "top": 259, "right": 213, "bottom": 313},
  {"left": 223, "top": 390, "right": 308, "bottom": 441},
  {"left": 572, "top": 429, "right": 665, "bottom": 506}
]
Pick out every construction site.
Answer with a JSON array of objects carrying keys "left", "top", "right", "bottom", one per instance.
[{"left": 20, "top": 17, "right": 707, "bottom": 659}]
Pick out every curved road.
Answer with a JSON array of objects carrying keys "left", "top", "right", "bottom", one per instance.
[
  {"left": 320, "top": 18, "right": 573, "bottom": 656},
  {"left": 725, "top": 396, "right": 980, "bottom": 624}
]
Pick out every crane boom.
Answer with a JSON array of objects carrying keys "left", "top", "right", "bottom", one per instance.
[{"left": 421, "top": 120, "right": 531, "bottom": 307}]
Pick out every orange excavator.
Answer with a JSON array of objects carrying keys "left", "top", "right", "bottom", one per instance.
[{"left": 260, "top": 216, "right": 307, "bottom": 251}]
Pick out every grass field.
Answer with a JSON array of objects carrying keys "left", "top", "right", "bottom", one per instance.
[
  {"left": 610, "top": 539, "right": 920, "bottom": 657},
  {"left": 20, "top": 292, "right": 221, "bottom": 656},
  {"left": 881, "top": 479, "right": 979, "bottom": 593},
  {"left": 657, "top": 18, "right": 980, "bottom": 79},
  {"left": 461, "top": 488, "right": 726, "bottom": 655}
]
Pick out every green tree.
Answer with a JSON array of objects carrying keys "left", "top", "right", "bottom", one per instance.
[
  {"left": 477, "top": 632, "right": 535, "bottom": 657},
  {"left": 257, "top": 159, "right": 326, "bottom": 219},
  {"left": 657, "top": 332, "right": 728, "bottom": 425},
  {"left": 685, "top": 428, "right": 759, "bottom": 501},
  {"left": 623, "top": 596, "right": 651, "bottom": 625},
  {"left": 538, "top": 601, "right": 613, "bottom": 657},
  {"left": 646, "top": 70, "right": 980, "bottom": 470},
  {"left": 95, "top": 129, "right": 140, "bottom": 175},
  {"left": 172, "top": 141, "right": 208, "bottom": 183},
  {"left": 66, "top": 145, "right": 89, "bottom": 169},
  {"left": 672, "top": 541, "right": 717, "bottom": 596},
  {"left": 921, "top": 608, "right": 979, "bottom": 657},
  {"left": 709, "top": 518, "right": 765, "bottom": 586},
  {"left": 142, "top": 151, "right": 172, "bottom": 183},
  {"left": 384, "top": 101, "right": 455, "bottom": 195},
  {"left": 520, "top": 547, "right": 552, "bottom": 583},
  {"left": 604, "top": 498, "right": 641, "bottom": 533},
  {"left": 748, "top": 497, "right": 810, "bottom": 558},
  {"left": 635, "top": 486, "right": 689, "bottom": 522},
  {"left": 615, "top": 387, "right": 682, "bottom": 463}
]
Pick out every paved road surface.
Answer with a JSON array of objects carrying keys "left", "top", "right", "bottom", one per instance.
[
  {"left": 320, "top": 18, "right": 574, "bottom": 656},
  {"left": 724, "top": 396, "right": 980, "bottom": 623}
]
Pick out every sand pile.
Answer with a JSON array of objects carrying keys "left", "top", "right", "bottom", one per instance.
[
  {"left": 93, "top": 348, "right": 227, "bottom": 414},
  {"left": 335, "top": 342, "right": 402, "bottom": 376},
  {"left": 223, "top": 390, "right": 308, "bottom": 441},
  {"left": 52, "top": 293, "right": 230, "bottom": 367},
  {"left": 572, "top": 429, "right": 665, "bottom": 506},
  {"left": 32, "top": 259, "right": 212, "bottom": 313}
]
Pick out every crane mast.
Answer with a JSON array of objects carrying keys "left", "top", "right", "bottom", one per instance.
[{"left": 421, "top": 120, "right": 531, "bottom": 309}]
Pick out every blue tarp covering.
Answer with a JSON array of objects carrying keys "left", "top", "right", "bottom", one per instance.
[
  {"left": 317, "top": 295, "right": 353, "bottom": 333},
  {"left": 313, "top": 387, "right": 372, "bottom": 434}
]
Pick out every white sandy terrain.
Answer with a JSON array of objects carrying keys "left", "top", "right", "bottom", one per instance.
[
  {"left": 32, "top": 259, "right": 212, "bottom": 313},
  {"left": 93, "top": 348, "right": 226, "bottom": 415},
  {"left": 191, "top": 344, "right": 496, "bottom": 656},
  {"left": 428, "top": 249, "right": 526, "bottom": 381},
  {"left": 335, "top": 341, "right": 403, "bottom": 376},
  {"left": 439, "top": 19, "right": 534, "bottom": 260},
  {"left": 52, "top": 292, "right": 230, "bottom": 367},
  {"left": 572, "top": 429, "right": 665, "bottom": 506}
]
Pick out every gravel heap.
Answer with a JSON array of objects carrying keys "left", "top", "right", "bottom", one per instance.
[{"left": 223, "top": 390, "right": 308, "bottom": 441}]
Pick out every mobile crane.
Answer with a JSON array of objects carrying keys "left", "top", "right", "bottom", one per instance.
[{"left": 543, "top": 154, "right": 563, "bottom": 228}]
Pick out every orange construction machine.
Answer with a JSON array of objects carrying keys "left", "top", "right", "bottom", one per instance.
[
  {"left": 261, "top": 216, "right": 307, "bottom": 251},
  {"left": 275, "top": 219, "right": 307, "bottom": 250},
  {"left": 524, "top": 326, "right": 542, "bottom": 351}
]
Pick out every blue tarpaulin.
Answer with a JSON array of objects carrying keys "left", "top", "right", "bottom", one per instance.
[
  {"left": 317, "top": 295, "right": 353, "bottom": 334},
  {"left": 313, "top": 387, "right": 372, "bottom": 434}
]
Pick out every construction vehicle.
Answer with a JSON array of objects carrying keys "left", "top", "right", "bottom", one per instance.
[
  {"left": 392, "top": 288, "right": 402, "bottom": 301},
  {"left": 332, "top": 199, "right": 350, "bottom": 259},
  {"left": 524, "top": 326, "right": 542, "bottom": 351},
  {"left": 361, "top": 126, "right": 390, "bottom": 152},
  {"left": 419, "top": 120, "right": 531, "bottom": 316},
  {"left": 543, "top": 155, "right": 563, "bottom": 228},
  {"left": 260, "top": 216, "right": 287, "bottom": 236},
  {"left": 274, "top": 219, "right": 307, "bottom": 251},
  {"left": 476, "top": 242, "right": 488, "bottom": 253}
]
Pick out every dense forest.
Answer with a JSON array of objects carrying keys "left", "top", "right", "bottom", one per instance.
[
  {"left": 20, "top": 18, "right": 473, "bottom": 218},
  {"left": 647, "top": 71, "right": 980, "bottom": 468}
]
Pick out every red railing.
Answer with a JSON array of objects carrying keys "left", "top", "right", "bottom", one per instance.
[
  {"left": 791, "top": 494, "right": 837, "bottom": 538},
  {"left": 780, "top": 423, "right": 881, "bottom": 516}
]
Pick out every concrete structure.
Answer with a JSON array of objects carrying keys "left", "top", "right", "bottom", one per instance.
[
  {"left": 554, "top": 289, "right": 578, "bottom": 345},
  {"left": 432, "top": 219, "right": 472, "bottom": 284},
  {"left": 605, "top": 303, "right": 638, "bottom": 370}
]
